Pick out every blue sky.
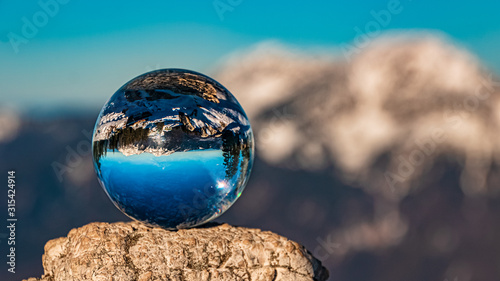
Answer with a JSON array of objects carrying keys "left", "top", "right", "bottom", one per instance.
[{"left": 1, "top": 0, "right": 499, "bottom": 112}]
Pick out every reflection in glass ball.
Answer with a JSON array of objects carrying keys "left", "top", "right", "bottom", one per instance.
[{"left": 92, "top": 69, "right": 254, "bottom": 229}]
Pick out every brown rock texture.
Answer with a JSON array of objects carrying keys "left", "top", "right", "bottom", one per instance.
[{"left": 24, "top": 222, "right": 328, "bottom": 281}]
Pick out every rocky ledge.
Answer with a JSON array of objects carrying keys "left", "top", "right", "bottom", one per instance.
[{"left": 24, "top": 222, "right": 329, "bottom": 281}]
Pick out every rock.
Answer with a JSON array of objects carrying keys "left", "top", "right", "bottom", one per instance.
[{"left": 24, "top": 222, "right": 329, "bottom": 281}]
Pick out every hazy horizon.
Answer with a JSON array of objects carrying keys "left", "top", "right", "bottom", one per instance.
[{"left": 2, "top": 0, "right": 500, "bottom": 112}]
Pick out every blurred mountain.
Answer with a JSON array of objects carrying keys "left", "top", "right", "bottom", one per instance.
[
  {"left": 217, "top": 35, "right": 500, "bottom": 199},
  {"left": 215, "top": 34, "right": 500, "bottom": 281},
  {"left": 2, "top": 34, "right": 500, "bottom": 281}
]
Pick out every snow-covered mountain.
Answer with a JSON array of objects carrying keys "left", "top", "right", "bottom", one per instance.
[
  {"left": 93, "top": 69, "right": 251, "bottom": 158},
  {"left": 216, "top": 34, "right": 500, "bottom": 199}
]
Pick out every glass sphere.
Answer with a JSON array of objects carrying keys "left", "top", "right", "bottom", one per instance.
[{"left": 92, "top": 69, "right": 254, "bottom": 229}]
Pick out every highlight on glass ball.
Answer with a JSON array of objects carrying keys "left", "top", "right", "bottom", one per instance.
[{"left": 92, "top": 69, "right": 254, "bottom": 229}]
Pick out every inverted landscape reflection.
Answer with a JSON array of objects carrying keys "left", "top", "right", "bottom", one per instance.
[{"left": 92, "top": 69, "right": 254, "bottom": 229}]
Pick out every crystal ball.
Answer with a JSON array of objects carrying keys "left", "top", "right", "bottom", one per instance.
[{"left": 92, "top": 69, "right": 254, "bottom": 229}]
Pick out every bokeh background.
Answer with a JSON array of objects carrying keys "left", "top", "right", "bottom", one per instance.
[{"left": 2, "top": 0, "right": 500, "bottom": 280}]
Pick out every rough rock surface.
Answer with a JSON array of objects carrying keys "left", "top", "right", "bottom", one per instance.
[{"left": 24, "top": 222, "right": 328, "bottom": 281}]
